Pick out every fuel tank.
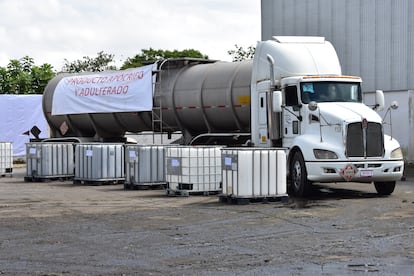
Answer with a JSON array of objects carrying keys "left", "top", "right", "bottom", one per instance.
[{"left": 42, "top": 59, "right": 252, "bottom": 142}]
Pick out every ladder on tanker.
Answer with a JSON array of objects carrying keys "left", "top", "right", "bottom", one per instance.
[
  {"left": 151, "top": 59, "right": 173, "bottom": 144},
  {"left": 152, "top": 65, "right": 164, "bottom": 144},
  {"left": 151, "top": 58, "right": 213, "bottom": 144}
]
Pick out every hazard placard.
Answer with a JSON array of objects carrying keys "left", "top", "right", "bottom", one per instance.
[{"left": 340, "top": 164, "right": 357, "bottom": 181}]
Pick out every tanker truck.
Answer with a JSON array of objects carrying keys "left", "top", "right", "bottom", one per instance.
[{"left": 43, "top": 36, "right": 404, "bottom": 196}]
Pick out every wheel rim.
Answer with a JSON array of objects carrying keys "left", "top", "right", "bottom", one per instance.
[{"left": 292, "top": 160, "right": 302, "bottom": 191}]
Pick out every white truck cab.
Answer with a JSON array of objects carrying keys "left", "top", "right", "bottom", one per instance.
[{"left": 251, "top": 36, "right": 404, "bottom": 196}]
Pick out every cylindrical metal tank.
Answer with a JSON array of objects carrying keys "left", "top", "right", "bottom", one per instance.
[{"left": 42, "top": 59, "right": 252, "bottom": 142}]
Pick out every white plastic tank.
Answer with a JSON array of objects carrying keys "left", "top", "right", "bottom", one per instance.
[
  {"left": 124, "top": 145, "right": 166, "bottom": 188},
  {"left": 74, "top": 143, "right": 125, "bottom": 184},
  {"left": 221, "top": 148, "right": 287, "bottom": 199},
  {"left": 25, "top": 142, "right": 74, "bottom": 181},
  {"left": 0, "top": 142, "right": 13, "bottom": 176},
  {"left": 165, "top": 146, "right": 222, "bottom": 195}
]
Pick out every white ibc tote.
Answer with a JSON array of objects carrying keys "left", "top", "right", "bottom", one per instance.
[
  {"left": 165, "top": 146, "right": 222, "bottom": 195},
  {"left": 124, "top": 145, "right": 166, "bottom": 188},
  {"left": 0, "top": 142, "right": 13, "bottom": 176},
  {"left": 221, "top": 148, "right": 287, "bottom": 200},
  {"left": 74, "top": 143, "right": 125, "bottom": 184},
  {"left": 25, "top": 142, "right": 74, "bottom": 181}
]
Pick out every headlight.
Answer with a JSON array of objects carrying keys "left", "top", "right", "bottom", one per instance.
[
  {"left": 313, "top": 149, "right": 338, "bottom": 159},
  {"left": 391, "top": 147, "right": 403, "bottom": 159}
]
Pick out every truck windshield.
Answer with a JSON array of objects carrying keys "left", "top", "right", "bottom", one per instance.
[{"left": 300, "top": 82, "right": 362, "bottom": 104}]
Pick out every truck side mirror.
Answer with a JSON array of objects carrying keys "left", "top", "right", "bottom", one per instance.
[
  {"left": 391, "top": 101, "right": 399, "bottom": 110},
  {"left": 308, "top": 101, "right": 318, "bottom": 111},
  {"left": 272, "top": 91, "right": 282, "bottom": 112},
  {"left": 375, "top": 90, "right": 385, "bottom": 111}
]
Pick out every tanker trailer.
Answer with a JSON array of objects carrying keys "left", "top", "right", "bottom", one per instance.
[{"left": 43, "top": 58, "right": 253, "bottom": 144}]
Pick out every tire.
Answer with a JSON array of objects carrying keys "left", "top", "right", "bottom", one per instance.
[
  {"left": 289, "top": 151, "right": 311, "bottom": 197},
  {"left": 374, "top": 181, "right": 396, "bottom": 196}
]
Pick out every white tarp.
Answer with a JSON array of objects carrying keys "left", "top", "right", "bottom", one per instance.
[
  {"left": 52, "top": 64, "right": 154, "bottom": 115},
  {"left": 0, "top": 95, "right": 48, "bottom": 156}
]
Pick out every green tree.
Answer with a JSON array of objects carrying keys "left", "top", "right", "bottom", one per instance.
[
  {"left": 227, "top": 44, "right": 255, "bottom": 62},
  {"left": 0, "top": 56, "right": 55, "bottom": 94},
  {"left": 31, "top": 64, "right": 55, "bottom": 94},
  {"left": 7, "top": 58, "right": 33, "bottom": 94},
  {"left": 0, "top": 67, "right": 10, "bottom": 94},
  {"left": 20, "top": 56, "right": 34, "bottom": 73},
  {"left": 62, "top": 51, "right": 116, "bottom": 73},
  {"left": 121, "top": 48, "right": 208, "bottom": 69}
]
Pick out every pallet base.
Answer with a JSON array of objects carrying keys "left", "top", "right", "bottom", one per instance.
[
  {"left": 73, "top": 179, "right": 125, "bottom": 185},
  {"left": 1, "top": 168, "right": 13, "bottom": 177},
  {"left": 24, "top": 176, "right": 73, "bottom": 182},
  {"left": 124, "top": 182, "right": 167, "bottom": 190},
  {"left": 166, "top": 189, "right": 221, "bottom": 197},
  {"left": 218, "top": 194, "right": 289, "bottom": 205}
]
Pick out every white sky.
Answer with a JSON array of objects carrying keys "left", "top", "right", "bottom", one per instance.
[{"left": 0, "top": 0, "right": 261, "bottom": 71}]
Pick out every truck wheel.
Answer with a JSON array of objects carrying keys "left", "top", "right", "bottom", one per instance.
[
  {"left": 374, "top": 181, "right": 396, "bottom": 196},
  {"left": 289, "top": 151, "right": 311, "bottom": 197}
]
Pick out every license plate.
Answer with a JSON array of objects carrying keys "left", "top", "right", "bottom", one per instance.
[{"left": 360, "top": 170, "right": 373, "bottom": 177}]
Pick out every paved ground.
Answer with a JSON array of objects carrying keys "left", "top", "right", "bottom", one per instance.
[{"left": 0, "top": 166, "right": 413, "bottom": 275}]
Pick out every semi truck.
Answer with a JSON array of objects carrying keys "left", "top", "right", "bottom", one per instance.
[{"left": 43, "top": 36, "right": 404, "bottom": 196}]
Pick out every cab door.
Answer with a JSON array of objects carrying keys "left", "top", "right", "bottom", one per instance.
[
  {"left": 282, "top": 85, "right": 301, "bottom": 146},
  {"left": 257, "top": 91, "right": 271, "bottom": 146}
]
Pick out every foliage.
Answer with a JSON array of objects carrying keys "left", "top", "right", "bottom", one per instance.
[
  {"left": 227, "top": 44, "right": 255, "bottom": 62},
  {"left": 121, "top": 48, "right": 209, "bottom": 69},
  {"left": 62, "top": 51, "right": 117, "bottom": 73},
  {"left": 31, "top": 64, "right": 55, "bottom": 94},
  {"left": 0, "top": 56, "right": 55, "bottom": 94},
  {"left": 0, "top": 48, "right": 209, "bottom": 93}
]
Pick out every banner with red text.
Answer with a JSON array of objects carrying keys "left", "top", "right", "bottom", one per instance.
[{"left": 51, "top": 64, "right": 154, "bottom": 115}]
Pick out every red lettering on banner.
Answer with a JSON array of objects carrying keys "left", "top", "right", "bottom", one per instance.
[
  {"left": 74, "top": 85, "right": 129, "bottom": 97},
  {"left": 63, "top": 70, "right": 146, "bottom": 86},
  {"left": 52, "top": 64, "right": 153, "bottom": 115}
]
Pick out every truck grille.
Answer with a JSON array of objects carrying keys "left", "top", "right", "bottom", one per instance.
[{"left": 346, "top": 122, "right": 384, "bottom": 157}]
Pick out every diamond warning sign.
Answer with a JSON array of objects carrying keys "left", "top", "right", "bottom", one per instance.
[{"left": 340, "top": 164, "right": 357, "bottom": 181}]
